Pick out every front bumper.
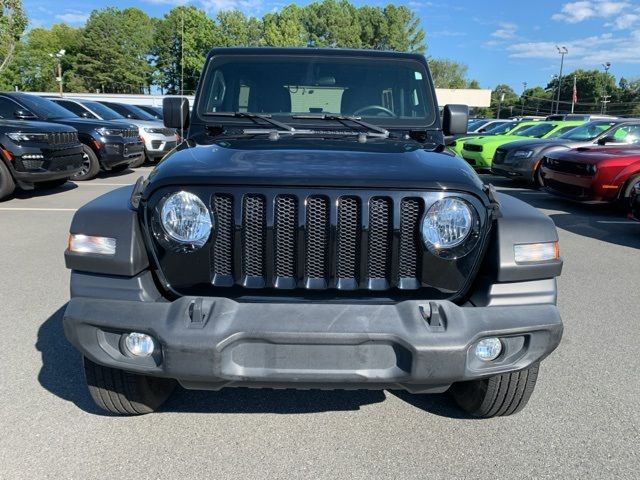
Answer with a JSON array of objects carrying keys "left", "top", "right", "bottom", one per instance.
[
  {"left": 492, "top": 156, "right": 539, "bottom": 183},
  {"left": 541, "top": 167, "right": 610, "bottom": 202},
  {"left": 143, "top": 133, "right": 177, "bottom": 159},
  {"left": 9, "top": 146, "right": 84, "bottom": 184},
  {"left": 63, "top": 292, "right": 563, "bottom": 393},
  {"left": 461, "top": 150, "right": 491, "bottom": 169},
  {"left": 98, "top": 139, "right": 145, "bottom": 169}
]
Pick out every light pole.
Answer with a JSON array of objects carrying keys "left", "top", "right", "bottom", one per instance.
[
  {"left": 521, "top": 81, "right": 527, "bottom": 116},
  {"left": 496, "top": 89, "right": 505, "bottom": 119},
  {"left": 554, "top": 45, "right": 568, "bottom": 114},
  {"left": 48, "top": 49, "right": 65, "bottom": 97},
  {"left": 601, "top": 62, "right": 611, "bottom": 114}
]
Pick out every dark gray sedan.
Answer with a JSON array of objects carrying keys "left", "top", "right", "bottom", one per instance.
[{"left": 491, "top": 120, "right": 640, "bottom": 186}]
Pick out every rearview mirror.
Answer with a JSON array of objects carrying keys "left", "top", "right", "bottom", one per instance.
[
  {"left": 163, "top": 97, "right": 190, "bottom": 130},
  {"left": 443, "top": 104, "right": 468, "bottom": 136},
  {"left": 14, "top": 109, "right": 37, "bottom": 120}
]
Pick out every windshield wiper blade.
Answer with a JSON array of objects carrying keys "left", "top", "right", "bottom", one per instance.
[
  {"left": 291, "top": 114, "right": 389, "bottom": 138},
  {"left": 204, "top": 111, "right": 296, "bottom": 132}
]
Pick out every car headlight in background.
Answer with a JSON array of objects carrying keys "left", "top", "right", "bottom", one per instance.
[
  {"left": 6, "top": 132, "right": 49, "bottom": 143},
  {"left": 143, "top": 127, "right": 164, "bottom": 134},
  {"left": 421, "top": 197, "right": 478, "bottom": 257},
  {"left": 96, "top": 127, "right": 122, "bottom": 136},
  {"left": 513, "top": 150, "right": 533, "bottom": 159},
  {"left": 160, "top": 191, "right": 213, "bottom": 249}
]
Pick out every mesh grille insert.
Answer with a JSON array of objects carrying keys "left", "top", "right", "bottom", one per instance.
[
  {"left": 399, "top": 198, "right": 422, "bottom": 279},
  {"left": 211, "top": 195, "right": 233, "bottom": 276},
  {"left": 305, "top": 196, "right": 329, "bottom": 279},
  {"left": 242, "top": 195, "right": 266, "bottom": 277},
  {"left": 368, "top": 197, "right": 392, "bottom": 279},
  {"left": 274, "top": 195, "right": 298, "bottom": 278},
  {"left": 336, "top": 196, "right": 360, "bottom": 279}
]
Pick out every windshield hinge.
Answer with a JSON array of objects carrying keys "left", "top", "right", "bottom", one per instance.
[{"left": 484, "top": 184, "right": 501, "bottom": 220}]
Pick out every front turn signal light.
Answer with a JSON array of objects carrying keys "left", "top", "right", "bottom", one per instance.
[
  {"left": 68, "top": 234, "right": 116, "bottom": 255},
  {"left": 514, "top": 241, "right": 559, "bottom": 264}
]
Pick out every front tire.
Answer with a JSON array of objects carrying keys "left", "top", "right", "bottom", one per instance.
[
  {"left": 72, "top": 145, "right": 100, "bottom": 181},
  {"left": 83, "top": 357, "right": 176, "bottom": 415},
  {"left": 449, "top": 363, "right": 539, "bottom": 418},
  {"left": 0, "top": 160, "right": 16, "bottom": 201}
]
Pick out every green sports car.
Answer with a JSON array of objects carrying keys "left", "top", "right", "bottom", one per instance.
[
  {"left": 449, "top": 121, "right": 540, "bottom": 157},
  {"left": 459, "top": 121, "right": 585, "bottom": 169}
]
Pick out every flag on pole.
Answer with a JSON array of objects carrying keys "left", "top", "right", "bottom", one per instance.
[{"left": 571, "top": 76, "right": 577, "bottom": 113}]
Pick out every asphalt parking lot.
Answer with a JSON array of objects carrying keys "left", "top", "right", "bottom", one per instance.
[{"left": 0, "top": 168, "right": 638, "bottom": 479}]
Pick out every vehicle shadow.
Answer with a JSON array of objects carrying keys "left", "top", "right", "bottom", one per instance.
[
  {"left": 483, "top": 175, "right": 640, "bottom": 250},
  {"left": 37, "top": 305, "right": 465, "bottom": 417},
  {"left": 7, "top": 181, "right": 78, "bottom": 201}
]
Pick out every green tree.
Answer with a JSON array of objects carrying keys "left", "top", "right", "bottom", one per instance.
[
  {"left": 262, "top": 5, "right": 306, "bottom": 47},
  {"left": 303, "top": 0, "right": 362, "bottom": 48},
  {"left": 213, "top": 10, "right": 262, "bottom": 47},
  {"left": 358, "top": 5, "right": 425, "bottom": 52},
  {"left": 0, "top": 0, "right": 28, "bottom": 73},
  {"left": 491, "top": 84, "right": 519, "bottom": 119},
  {"left": 519, "top": 86, "right": 553, "bottom": 116},
  {"left": 75, "top": 7, "right": 154, "bottom": 93},
  {"left": 153, "top": 6, "right": 216, "bottom": 94},
  {"left": 1, "top": 24, "right": 83, "bottom": 92},
  {"left": 546, "top": 69, "right": 617, "bottom": 113},
  {"left": 429, "top": 58, "right": 468, "bottom": 88}
]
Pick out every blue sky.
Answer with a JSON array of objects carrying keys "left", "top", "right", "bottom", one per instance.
[{"left": 24, "top": 0, "right": 640, "bottom": 91}]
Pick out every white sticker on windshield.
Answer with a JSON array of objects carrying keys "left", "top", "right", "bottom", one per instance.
[{"left": 415, "top": 71, "right": 423, "bottom": 80}]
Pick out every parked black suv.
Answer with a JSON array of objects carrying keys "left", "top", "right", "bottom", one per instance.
[
  {"left": 0, "top": 93, "right": 144, "bottom": 180},
  {"left": 0, "top": 119, "right": 83, "bottom": 200},
  {"left": 63, "top": 48, "right": 563, "bottom": 417}
]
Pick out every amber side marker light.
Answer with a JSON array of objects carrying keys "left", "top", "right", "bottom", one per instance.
[
  {"left": 68, "top": 234, "right": 116, "bottom": 255},
  {"left": 514, "top": 241, "right": 559, "bottom": 264},
  {"left": 0, "top": 145, "right": 13, "bottom": 161}
]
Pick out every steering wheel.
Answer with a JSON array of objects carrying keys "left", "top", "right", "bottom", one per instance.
[{"left": 353, "top": 105, "right": 397, "bottom": 118}]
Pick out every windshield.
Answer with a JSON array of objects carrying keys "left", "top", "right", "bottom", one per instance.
[
  {"left": 558, "top": 121, "right": 617, "bottom": 141},
  {"left": 17, "top": 94, "right": 78, "bottom": 120},
  {"left": 83, "top": 101, "right": 125, "bottom": 121},
  {"left": 484, "top": 122, "right": 513, "bottom": 134},
  {"left": 106, "top": 102, "right": 157, "bottom": 121},
  {"left": 197, "top": 55, "right": 435, "bottom": 127},
  {"left": 507, "top": 123, "right": 536, "bottom": 135},
  {"left": 546, "top": 125, "right": 580, "bottom": 139},
  {"left": 514, "top": 123, "right": 556, "bottom": 138}
]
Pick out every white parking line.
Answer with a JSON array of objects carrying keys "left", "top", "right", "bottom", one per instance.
[{"left": 0, "top": 207, "right": 77, "bottom": 212}]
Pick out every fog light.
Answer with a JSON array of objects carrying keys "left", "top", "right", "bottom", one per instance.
[
  {"left": 124, "top": 332, "right": 155, "bottom": 357},
  {"left": 475, "top": 337, "right": 502, "bottom": 362}
]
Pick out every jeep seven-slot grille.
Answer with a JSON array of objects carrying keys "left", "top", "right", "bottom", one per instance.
[
  {"left": 207, "top": 191, "right": 427, "bottom": 291},
  {"left": 47, "top": 132, "right": 78, "bottom": 145}
]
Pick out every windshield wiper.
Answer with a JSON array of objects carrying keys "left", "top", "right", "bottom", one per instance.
[
  {"left": 291, "top": 114, "right": 390, "bottom": 138},
  {"left": 204, "top": 111, "right": 296, "bottom": 132}
]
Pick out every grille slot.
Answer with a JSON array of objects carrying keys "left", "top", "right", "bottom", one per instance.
[
  {"left": 305, "top": 196, "right": 330, "bottom": 282},
  {"left": 242, "top": 195, "right": 266, "bottom": 281},
  {"left": 399, "top": 198, "right": 423, "bottom": 283},
  {"left": 274, "top": 195, "right": 298, "bottom": 280},
  {"left": 336, "top": 196, "right": 360, "bottom": 284},
  {"left": 211, "top": 195, "right": 234, "bottom": 284},
  {"left": 367, "top": 197, "right": 392, "bottom": 282}
]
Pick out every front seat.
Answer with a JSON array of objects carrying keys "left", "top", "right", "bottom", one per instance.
[{"left": 248, "top": 84, "right": 292, "bottom": 114}]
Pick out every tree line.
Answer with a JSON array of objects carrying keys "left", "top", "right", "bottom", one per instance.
[{"left": 1, "top": 0, "right": 638, "bottom": 116}]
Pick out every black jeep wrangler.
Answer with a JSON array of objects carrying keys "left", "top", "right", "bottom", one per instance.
[{"left": 63, "top": 48, "right": 563, "bottom": 417}]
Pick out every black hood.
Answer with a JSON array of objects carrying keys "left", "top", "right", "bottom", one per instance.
[
  {"left": 0, "top": 119, "right": 76, "bottom": 133},
  {"left": 145, "top": 136, "right": 487, "bottom": 198},
  {"left": 45, "top": 117, "right": 137, "bottom": 134}
]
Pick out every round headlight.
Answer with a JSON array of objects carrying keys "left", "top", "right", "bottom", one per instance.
[
  {"left": 160, "top": 191, "right": 212, "bottom": 248},
  {"left": 422, "top": 197, "right": 474, "bottom": 251}
]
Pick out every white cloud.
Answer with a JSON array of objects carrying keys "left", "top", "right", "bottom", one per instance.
[
  {"left": 552, "top": 1, "right": 632, "bottom": 24},
  {"left": 507, "top": 31, "right": 640, "bottom": 65},
  {"left": 199, "top": 0, "right": 264, "bottom": 13},
  {"left": 55, "top": 11, "right": 89, "bottom": 24},
  {"left": 491, "top": 22, "right": 517, "bottom": 40},
  {"left": 606, "top": 12, "right": 640, "bottom": 29}
]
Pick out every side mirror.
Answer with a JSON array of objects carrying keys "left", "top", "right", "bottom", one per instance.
[
  {"left": 443, "top": 104, "right": 468, "bottom": 136},
  {"left": 597, "top": 135, "right": 618, "bottom": 146},
  {"left": 14, "top": 109, "right": 37, "bottom": 120},
  {"left": 163, "top": 97, "right": 190, "bottom": 130}
]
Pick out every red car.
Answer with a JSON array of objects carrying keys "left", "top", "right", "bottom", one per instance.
[{"left": 541, "top": 145, "right": 640, "bottom": 204}]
